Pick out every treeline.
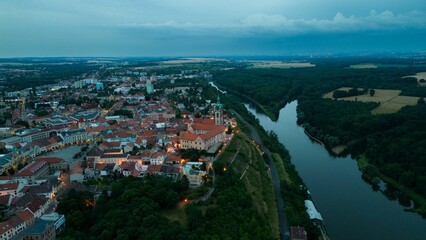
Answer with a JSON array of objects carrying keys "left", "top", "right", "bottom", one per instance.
[
  {"left": 215, "top": 59, "right": 426, "bottom": 203},
  {"left": 2, "top": 63, "right": 99, "bottom": 91},
  {"left": 332, "top": 87, "right": 372, "bottom": 99},
  {"left": 214, "top": 61, "right": 426, "bottom": 116}
]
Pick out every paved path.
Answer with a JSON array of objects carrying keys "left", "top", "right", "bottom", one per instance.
[{"left": 230, "top": 109, "right": 290, "bottom": 240}]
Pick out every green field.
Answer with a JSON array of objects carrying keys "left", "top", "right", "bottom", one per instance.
[
  {"left": 324, "top": 88, "right": 420, "bottom": 114},
  {"left": 250, "top": 61, "right": 315, "bottom": 69}
]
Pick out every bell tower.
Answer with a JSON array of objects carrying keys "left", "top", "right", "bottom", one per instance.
[{"left": 214, "top": 96, "right": 223, "bottom": 125}]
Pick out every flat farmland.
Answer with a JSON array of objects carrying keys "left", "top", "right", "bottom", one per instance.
[
  {"left": 159, "top": 58, "right": 226, "bottom": 64},
  {"left": 404, "top": 72, "right": 426, "bottom": 86},
  {"left": 372, "top": 96, "right": 420, "bottom": 114},
  {"left": 324, "top": 88, "right": 420, "bottom": 114},
  {"left": 251, "top": 61, "right": 315, "bottom": 69},
  {"left": 348, "top": 64, "right": 378, "bottom": 69}
]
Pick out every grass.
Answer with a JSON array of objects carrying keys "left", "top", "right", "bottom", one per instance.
[
  {"left": 356, "top": 155, "right": 369, "bottom": 170},
  {"left": 227, "top": 135, "right": 280, "bottom": 239},
  {"left": 324, "top": 88, "right": 419, "bottom": 114},
  {"left": 162, "top": 134, "right": 280, "bottom": 237},
  {"left": 272, "top": 153, "right": 291, "bottom": 183}
]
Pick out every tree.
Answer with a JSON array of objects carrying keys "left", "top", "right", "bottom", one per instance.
[
  {"left": 7, "top": 168, "right": 15, "bottom": 176},
  {"left": 15, "top": 120, "right": 29, "bottom": 128},
  {"left": 369, "top": 88, "right": 376, "bottom": 96}
]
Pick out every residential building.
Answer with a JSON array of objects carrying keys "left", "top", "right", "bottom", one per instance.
[{"left": 21, "top": 219, "right": 55, "bottom": 240}]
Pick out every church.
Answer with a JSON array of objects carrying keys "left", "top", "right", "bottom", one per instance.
[{"left": 179, "top": 97, "right": 226, "bottom": 151}]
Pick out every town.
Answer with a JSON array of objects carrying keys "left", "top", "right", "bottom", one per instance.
[{"left": 0, "top": 61, "right": 238, "bottom": 239}]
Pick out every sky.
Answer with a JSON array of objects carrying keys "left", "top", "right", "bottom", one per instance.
[{"left": 1, "top": 0, "right": 426, "bottom": 57}]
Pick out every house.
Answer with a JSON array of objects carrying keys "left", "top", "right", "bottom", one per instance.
[
  {"left": 6, "top": 215, "right": 26, "bottom": 238},
  {"left": 0, "top": 221, "right": 13, "bottom": 240},
  {"left": 98, "top": 153, "right": 128, "bottom": 165},
  {"left": 117, "top": 161, "right": 143, "bottom": 177},
  {"left": 40, "top": 212, "right": 66, "bottom": 234},
  {"left": 0, "top": 195, "right": 12, "bottom": 207},
  {"left": 26, "top": 197, "right": 50, "bottom": 218},
  {"left": 38, "top": 157, "right": 68, "bottom": 174},
  {"left": 182, "top": 162, "right": 206, "bottom": 187},
  {"left": 86, "top": 147, "right": 103, "bottom": 168},
  {"left": 58, "top": 129, "right": 87, "bottom": 145},
  {"left": 123, "top": 142, "right": 135, "bottom": 153},
  {"left": 18, "top": 209, "right": 35, "bottom": 228},
  {"left": 150, "top": 151, "right": 166, "bottom": 165},
  {"left": 70, "top": 161, "right": 84, "bottom": 183},
  {"left": 160, "top": 165, "right": 179, "bottom": 181},
  {"left": 0, "top": 183, "right": 23, "bottom": 198},
  {"left": 146, "top": 165, "right": 162, "bottom": 176},
  {"left": 20, "top": 184, "right": 56, "bottom": 199},
  {"left": 165, "top": 154, "right": 181, "bottom": 165},
  {"left": 98, "top": 141, "right": 121, "bottom": 150},
  {"left": 21, "top": 219, "right": 56, "bottom": 240},
  {"left": 13, "top": 159, "right": 49, "bottom": 185}
]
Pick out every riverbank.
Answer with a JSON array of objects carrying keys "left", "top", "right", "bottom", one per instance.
[
  {"left": 213, "top": 82, "right": 279, "bottom": 121},
  {"left": 230, "top": 109, "right": 325, "bottom": 239},
  {"left": 357, "top": 156, "right": 426, "bottom": 215},
  {"left": 303, "top": 128, "right": 347, "bottom": 155},
  {"left": 245, "top": 101, "right": 426, "bottom": 239}
]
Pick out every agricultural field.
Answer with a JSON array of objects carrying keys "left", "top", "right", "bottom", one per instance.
[
  {"left": 348, "top": 63, "right": 378, "bottom": 69},
  {"left": 324, "top": 87, "right": 421, "bottom": 114},
  {"left": 159, "top": 58, "right": 226, "bottom": 64},
  {"left": 404, "top": 72, "right": 426, "bottom": 87},
  {"left": 250, "top": 61, "right": 315, "bottom": 69}
]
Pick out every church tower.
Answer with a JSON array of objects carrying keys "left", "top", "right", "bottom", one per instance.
[{"left": 214, "top": 96, "right": 224, "bottom": 125}]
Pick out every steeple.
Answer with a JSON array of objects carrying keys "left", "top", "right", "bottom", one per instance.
[
  {"left": 214, "top": 95, "right": 223, "bottom": 110},
  {"left": 214, "top": 95, "right": 223, "bottom": 125}
]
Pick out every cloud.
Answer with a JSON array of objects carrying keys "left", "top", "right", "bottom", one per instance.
[
  {"left": 117, "top": 10, "right": 426, "bottom": 36},
  {"left": 241, "top": 10, "right": 426, "bottom": 33}
]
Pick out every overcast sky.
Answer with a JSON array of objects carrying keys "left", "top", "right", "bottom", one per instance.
[{"left": 1, "top": 0, "right": 425, "bottom": 57}]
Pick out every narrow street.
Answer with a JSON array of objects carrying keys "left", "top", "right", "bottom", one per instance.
[{"left": 230, "top": 109, "right": 290, "bottom": 240}]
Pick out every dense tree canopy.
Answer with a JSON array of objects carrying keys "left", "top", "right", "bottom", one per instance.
[{"left": 215, "top": 59, "right": 426, "bottom": 200}]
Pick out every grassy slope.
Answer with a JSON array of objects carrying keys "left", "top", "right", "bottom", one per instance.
[{"left": 221, "top": 134, "right": 280, "bottom": 239}]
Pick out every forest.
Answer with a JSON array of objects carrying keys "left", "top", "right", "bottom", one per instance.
[
  {"left": 57, "top": 170, "right": 275, "bottom": 239},
  {"left": 214, "top": 58, "right": 426, "bottom": 211}
]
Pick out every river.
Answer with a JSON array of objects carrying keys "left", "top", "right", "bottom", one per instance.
[{"left": 245, "top": 101, "right": 426, "bottom": 240}]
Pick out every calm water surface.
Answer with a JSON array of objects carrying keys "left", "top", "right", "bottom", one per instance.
[{"left": 245, "top": 101, "right": 426, "bottom": 240}]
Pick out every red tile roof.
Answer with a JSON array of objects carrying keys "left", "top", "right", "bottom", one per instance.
[
  {"left": 180, "top": 131, "right": 198, "bottom": 141},
  {"left": 18, "top": 209, "right": 34, "bottom": 222},
  {"left": 26, "top": 197, "right": 48, "bottom": 213},
  {"left": 38, "top": 157, "right": 63, "bottom": 164},
  {"left": 0, "top": 221, "right": 12, "bottom": 235},
  {"left": 0, "top": 183, "right": 19, "bottom": 191}
]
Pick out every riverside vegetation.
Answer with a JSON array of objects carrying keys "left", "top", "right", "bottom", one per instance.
[{"left": 215, "top": 58, "right": 426, "bottom": 215}]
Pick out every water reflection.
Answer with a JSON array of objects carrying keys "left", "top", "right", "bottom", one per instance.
[{"left": 245, "top": 101, "right": 426, "bottom": 240}]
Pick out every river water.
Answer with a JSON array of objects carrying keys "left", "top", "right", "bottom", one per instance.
[{"left": 245, "top": 101, "right": 426, "bottom": 240}]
